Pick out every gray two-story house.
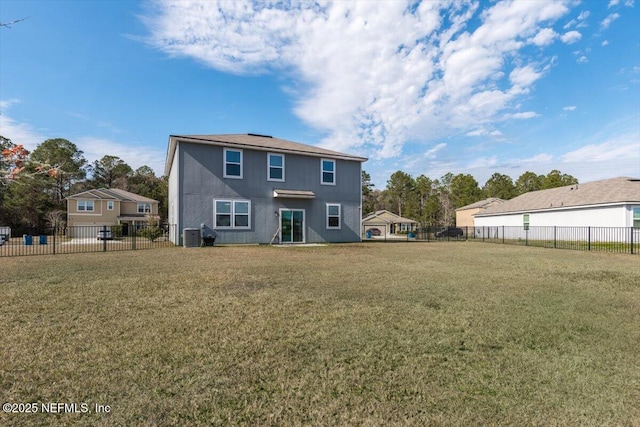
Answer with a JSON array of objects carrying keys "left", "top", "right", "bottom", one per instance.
[{"left": 165, "top": 134, "right": 367, "bottom": 245}]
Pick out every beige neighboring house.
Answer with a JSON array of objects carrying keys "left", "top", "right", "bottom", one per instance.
[
  {"left": 67, "top": 188, "right": 160, "bottom": 236},
  {"left": 455, "top": 198, "right": 504, "bottom": 227},
  {"left": 362, "top": 210, "right": 418, "bottom": 236}
]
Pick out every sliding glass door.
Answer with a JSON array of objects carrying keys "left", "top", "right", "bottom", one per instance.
[{"left": 280, "top": 209, "right": 305, "bottom": 243}]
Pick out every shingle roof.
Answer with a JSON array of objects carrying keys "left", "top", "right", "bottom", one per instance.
[
  {"left": 165, "top": 133, "right": 367, "bottom": 176},
  {"left": 456, "top": 197, "right": 504, "bottom": 211},
  {"left": 476, "top": 177, "right": 640, "bottom": 216},
  {"left": 67, "top": 188, "right": 158, "bottom": 203},
  {"left": 362, "top": 210, "right": 418, "bottom": 224}
]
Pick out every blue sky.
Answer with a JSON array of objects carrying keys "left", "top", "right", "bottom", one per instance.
[{"left": 1, "top": 0, "right": 638, "bottom": 188}]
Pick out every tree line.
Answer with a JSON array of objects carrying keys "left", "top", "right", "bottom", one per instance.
[
  {"left": 0, "top": 136, "right": 167, "bottom": 231},
  {"left": 362, "top": 169, "right": 578, "bottom": 226},
  {"left": 1, "top": 134, "right": 579, "bottom": 231}
]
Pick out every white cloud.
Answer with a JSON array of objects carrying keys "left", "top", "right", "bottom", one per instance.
[
  {"left": 602, "top": 40, "right": 609, "bottom": 46},
  {"left": 563, "top": 106, "right": 577, "bottom": 111},
  {"left": 560, "top": 138, "right": 640, "bottom": 163},
  {"left": 0, "top": 101, "right": 45, "bottom": 151},
  {"left": 608, "top": 0, "right": 620, "bottom": 7},
  {"left": 529, "top": 28, "right": 557, "bottom": 46},
  {"left": 78, "top": 137, "right": 166, "bottom": 176},
  {"left": 600, "top": 13, "right": 620, "bottom": 29},
  {"left": 0, "top": 100, "right": 165, "bottom": 175},
  {"left": 507, "top": 111, "right": 540, "bottom": 119},
  {"left": 143, "top": 0, "right": 573, "bottom": 159},
  {"left": 560, "top": 30, "right": 582, "bottom": 44}
]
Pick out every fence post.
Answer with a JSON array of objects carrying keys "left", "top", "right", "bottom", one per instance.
[
  {"left": 502, "top": 226, "right": 505, "bottom": 244},
  {"left": 588, "top": 226, "right": 591, "bottom": 251},
  {"left": 554, "top": 226, "right": 557, "bottom": 249},
  {"left": 631, "top": 227, "right": 634, "bottom": 255},
  {"left": 132, "top": 226, "right": 137, "bottom": 250},
  {"left": 102, "top": 225, "right": 107, "bottom": 252},
  {"left": 53, "top": 226, "right": 56, "bottom": 255}
]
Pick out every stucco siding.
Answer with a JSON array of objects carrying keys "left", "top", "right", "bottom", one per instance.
[
  {"left": 475, "top": 204, "right": 628, "bottom": 228},
  {"left": 456, "top": 208, "right": 479, "bottom": 227}
]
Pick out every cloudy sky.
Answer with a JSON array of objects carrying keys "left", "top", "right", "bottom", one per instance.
[{"left": 1, "top": 0, "right": 638, "bottom": 188}]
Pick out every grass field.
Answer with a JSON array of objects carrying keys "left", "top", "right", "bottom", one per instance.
[{"left": 1, "top": 243, "right": 639, "bottom": 426}]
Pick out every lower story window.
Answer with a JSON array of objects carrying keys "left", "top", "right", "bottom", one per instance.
[
  {"left": 326, "top": 203, "right": 341, "bottom": 229},
  {"left": 633, "top": 207, "right": 640, "bottom": 229},
  {"left": 215, "top": 199, "right": 251, "bottom": 229}
]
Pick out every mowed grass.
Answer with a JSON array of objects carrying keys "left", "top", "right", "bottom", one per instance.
[{"left": 1, "top": 243, "right": 639, "bottom": 426}]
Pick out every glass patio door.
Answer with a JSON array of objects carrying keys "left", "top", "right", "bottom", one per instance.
[{"left": 280, "top": 209, "right": 305, "bottom": 243}]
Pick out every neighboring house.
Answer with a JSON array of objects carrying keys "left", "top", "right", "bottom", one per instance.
[
  {"left": 455, "top": 198, "right": 503, "bottom": 227},
  {"left": 165, "top": 134, "right": 367, "bottom": 245},
  {"left": 67, "top": 188, "right": 160, "bottom": 236},
  {"left": 362, "top": 210, "right": 418, "bottom": 236},
  {"left": 474, "top": 177, "right": 640, "bottom": 240}
]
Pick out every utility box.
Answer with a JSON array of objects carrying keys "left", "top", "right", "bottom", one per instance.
[{"left": 183, "top": 228, "right": 201, "bottom": 248}]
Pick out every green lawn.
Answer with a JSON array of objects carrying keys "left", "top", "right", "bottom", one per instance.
[{"left": 1, "top": 243, "right": 639, "bottom": 426}]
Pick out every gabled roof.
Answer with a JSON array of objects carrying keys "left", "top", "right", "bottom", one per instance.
[
  {"left": 476, "top": 177, "right": 640, "bottom": 217},
  {"left": 165, "top": 133, "right": 368, "bottom": 176},
  {"left": 67, "top": 188, "right": 158, "bottom": 203},
  {"left": 456, "top": 197, "right": 504, "bottom": 211},
  {"left": 362, "top": 210, "right": 418, "bottom": 224}
]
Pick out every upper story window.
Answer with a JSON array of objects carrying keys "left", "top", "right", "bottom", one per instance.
[
  {"left": 633, "top": 207, "right": 640, "bottom": 229},
  {"left": 215, "top": 199, "right": 251, "bottom": 229},
  {"left": 268, "top": 153, "right": 285, "bottom": 182},
  {"left": 107, "top": 201, "right": 114, "bottom": 210},
  {"left": 326, "top": 203, "right": 341, "bottom": 229},
  {"left": 321, "top": 159, "right": 335, "bottom": 185},
  {"left": 77, "top": 200, "right": 94, "bottom": 212},
  {"left": 224, "top": 148, "right": 243, "bottom": 179},
  {"left": 138, "top": 203, "right": 152, "bottom": 214}
]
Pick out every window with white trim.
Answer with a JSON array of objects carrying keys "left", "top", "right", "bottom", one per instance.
[
  {"left": 321, "top": 159, "right": 335, "bottom": 185},
  {"left": 523, "top": 214, "right": 530, "bottom": 230},
  {"left": 268, "top": 153, "right": 285, "bottom": 182},
  {"left": 138, "top": 203, "right": 152, "bottom": 213},
  {"left": 326, "top": 203, "right": 341, "bottom": 229},
  {"left": 77, "top": 200, "right": 94, "bottom": 212},
  {"left": 633, "top": 207, "right": 640, "bottom": 229},
  {"left": 107, "top": 201, "right": 114, "bottom": 210},
  {"left": 215, "top": 200, "right": 251, "bottom": 229},
  {"left": 224, "top": 148, "right": 243, "bottom": 179}
]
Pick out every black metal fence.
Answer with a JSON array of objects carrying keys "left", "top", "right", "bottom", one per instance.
[
  {"left": 363, "top": 225, "right": 640, "bottom": 255},
  {"left": 0, "top": 225, "right": 177, "bottom": 257}
]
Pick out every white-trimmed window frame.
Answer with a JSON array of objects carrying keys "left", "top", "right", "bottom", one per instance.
[
  {"left": 214, "top": 199, "right": 251, "bottom": 229},
  {"left": 107, "top": 200, "right": 114, "bottom": 211},
  {"left": 267, "top": 153, "right": 285, "bottom": 182},
  {"left": 326, "top": 203, "right": 341, "bottom": 229},
  {"left": 633, "top": 207, "right": 640, "bottom": 229},
  {"left": 224, "top": 148, "right": 243, "bottom": 179},
  {"left": 137, "top": 203, "right": 152, "bottom": 214},
  {"left": 321, "top": 158, "right": 336, "bottom": 185},
  {"left": 77, "top": 200, "right": 94, "bottom": 212}
]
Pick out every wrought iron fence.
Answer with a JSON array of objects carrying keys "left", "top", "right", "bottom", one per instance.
[
  {"left": 0, "top": 224, "right": 177, "bottom": 257},
  {"left": 363, "top": 225, "right": 640, "bottom": 255}
]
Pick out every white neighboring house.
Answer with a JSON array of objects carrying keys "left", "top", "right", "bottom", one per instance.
[{"left": 474, "top": 177, "right": 640, "bottom": 241}]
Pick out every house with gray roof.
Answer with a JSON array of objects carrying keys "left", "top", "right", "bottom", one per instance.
[
  {"left": 165, "top": 134, "right": 367, "bottom": 245},
  {"left": 455, "top": 197, "right": 504, "bottom": 228},
  {"left": 66, "top": 188, "right": 160, "bottom": 236},
  {"left": 474, "top": 177, "right": 640, "bottom": 241},
  {"left": 362, "top": 210, "right": 418, "bottom": 237}
]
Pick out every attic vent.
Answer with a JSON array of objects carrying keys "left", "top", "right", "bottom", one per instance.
[{"left": 248, "top": 133, "right": 273, "bottom": 138}]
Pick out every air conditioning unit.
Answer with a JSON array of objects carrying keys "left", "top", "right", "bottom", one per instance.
[{"left": 183, "top": 228, "right": 201, "bottom": 248}]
